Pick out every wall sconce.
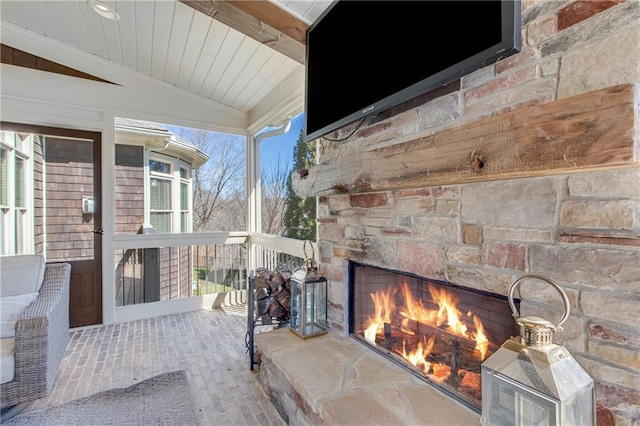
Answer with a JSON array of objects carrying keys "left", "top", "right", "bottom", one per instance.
[{"left": 82, "top": 196, "right": 94, "bottom": 214}]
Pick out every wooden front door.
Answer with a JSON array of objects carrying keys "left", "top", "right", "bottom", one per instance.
[{"left": 0, "top": 122, "right": 103, "bottom": 327}]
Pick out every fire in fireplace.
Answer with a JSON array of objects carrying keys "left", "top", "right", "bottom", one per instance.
[{"left": 349, "top": 262, "right": 519, "bottom": 412}]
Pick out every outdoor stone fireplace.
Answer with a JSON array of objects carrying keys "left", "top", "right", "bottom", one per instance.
[
  {"left": 251, "top": 0, "right": 640, "bottom": 425},
  {"left": 257, "top": 1, "right": 640, "bottom": 424}
]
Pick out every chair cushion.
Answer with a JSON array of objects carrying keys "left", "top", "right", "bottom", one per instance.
[
  {"left": 0, "top": 254, "right": 46, "bottom": 297},
  {"left": 0, "top": 293, "right": 39, "bottom": 338},
  {"left": 0, "top": 337, "right": 16, "bottom": 384}
]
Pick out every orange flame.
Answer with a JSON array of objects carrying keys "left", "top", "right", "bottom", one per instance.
[
  {"left": 472, "top": 315, "right": 489, "bottom": 360},
  {"left": 365, "top": 282, "right": 490, "bottom": 361},
  {"left": 402, "top": 335, "right": 435, "bottom": 374},
  {"left": 363, "top": 287, "right": 396, "bottom": 344},
  {"left": 398, "top": 282, "right": 489, "bottom": 359}
]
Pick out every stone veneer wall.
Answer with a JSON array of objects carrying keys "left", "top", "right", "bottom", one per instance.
[{"left": 312, "top": 1, "right": 640, "bottom": 424}]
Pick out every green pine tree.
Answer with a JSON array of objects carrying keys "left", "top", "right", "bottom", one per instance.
[{"left": 284, "top": 129, "right": 317, "bottom": 241}]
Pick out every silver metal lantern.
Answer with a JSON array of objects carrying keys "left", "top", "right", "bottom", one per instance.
[
  {"left": 481, "top": 274, "right": 595, "bottom": 426},
  {"left": 290, "top": 240, "right": 328, "bottom": 339}
]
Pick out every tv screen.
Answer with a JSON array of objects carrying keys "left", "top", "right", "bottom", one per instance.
[{"left": 303, "top": 0, "right": 521, "bottom": 142}]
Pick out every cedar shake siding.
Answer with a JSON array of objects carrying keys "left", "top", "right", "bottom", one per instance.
[{"left": 115, "top": 145, "right": 144, "bottom": 235}]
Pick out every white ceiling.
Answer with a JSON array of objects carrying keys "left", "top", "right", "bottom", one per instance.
[{"left": 0, "top": 0, "right": 332, "bottom": 131}]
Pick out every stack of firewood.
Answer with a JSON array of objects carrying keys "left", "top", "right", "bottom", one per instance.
[{"left": 254, "top": 265, "right": 292, "bottom": 324}]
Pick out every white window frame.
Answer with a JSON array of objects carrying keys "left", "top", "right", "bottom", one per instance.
[
  {"left": 0, "top": 131, "right": 35, "bottom": 255},
  {"left": 179, "top": 164, "right": 192, "bottom": 233},
  {"left": 145, "top": 151, "right": 192, "bottom": 233}
]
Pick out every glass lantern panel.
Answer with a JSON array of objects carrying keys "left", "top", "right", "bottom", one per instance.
[
  {"left": 290, "top": 279, "right": 303, "bottom": 333},
  {"left": 306, "top": 280, "right": 327, "bottom": 326},
  {"left": 483, "top": 370, "right": 558, "bottom": 426},
  {"left": 305, "top": 281, "right": 315, "bottom": 326},
  {"left": 300, "top": 279, "right": 327, "bottom": 336},
  {"left": 562, "top": 385, "right": 595, "bottom": 425}
]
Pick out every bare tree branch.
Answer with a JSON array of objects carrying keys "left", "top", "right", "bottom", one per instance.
[
  {"left": 261, "top": 155, "right": 290, "bottom": 236},
  {"left": 168, "top": 126, "right": 246, "bottom": 232}
]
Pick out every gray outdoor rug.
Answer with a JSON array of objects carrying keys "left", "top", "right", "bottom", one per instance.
[{"left": 3, "top": 370, "right": 202, "bottom": 425}]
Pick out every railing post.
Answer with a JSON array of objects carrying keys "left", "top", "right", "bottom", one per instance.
[{"left": 247, "top": 235, "right": 257, "bottom": 276}]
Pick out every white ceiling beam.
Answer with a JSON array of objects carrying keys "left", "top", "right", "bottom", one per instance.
[{"left": 0, "top": 21, "right": 248, "bottom": 133}]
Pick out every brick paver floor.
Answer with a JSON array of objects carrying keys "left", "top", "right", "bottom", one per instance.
[{"left": 18, "top": 306, "right": 285, "bottom": 426}]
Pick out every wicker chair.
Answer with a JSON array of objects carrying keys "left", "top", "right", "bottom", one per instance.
[{"left": 0, "top": 260, "right": 71, "bottom": 409}]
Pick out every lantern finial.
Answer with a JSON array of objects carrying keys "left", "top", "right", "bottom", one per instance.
[{"left": 508, "top": 274, "right": 570, "bottom": 346}]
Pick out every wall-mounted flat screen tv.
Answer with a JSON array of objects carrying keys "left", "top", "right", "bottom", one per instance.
[{"left": 303, "top": 0, "right": 521, "bottom": 142}]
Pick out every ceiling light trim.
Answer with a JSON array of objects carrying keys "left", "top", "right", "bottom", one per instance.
[{"left": 88, "top": 0, "right": 120, "bottom": 22}]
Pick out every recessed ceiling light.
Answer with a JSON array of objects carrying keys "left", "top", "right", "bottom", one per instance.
[{"left": 88, "top": 0, "right": 120, "bottom": 21}]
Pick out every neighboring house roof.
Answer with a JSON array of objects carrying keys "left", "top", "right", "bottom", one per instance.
[
  {"left": 115, "top": 117, "right": 168, "bottom": 133},
  {"left": 114, "top": 117, "right": 210, "bottom": 168}
]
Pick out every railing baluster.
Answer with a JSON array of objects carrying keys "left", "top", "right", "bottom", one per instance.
[{"left": 133, "top": 249, "right": 137, "bottom": 304}]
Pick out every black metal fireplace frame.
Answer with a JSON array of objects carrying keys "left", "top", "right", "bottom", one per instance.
[{"left": 347, "top": 261, "right": 520, "bottom": 414}]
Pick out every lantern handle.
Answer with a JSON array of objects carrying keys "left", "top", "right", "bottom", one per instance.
[
  {"left": 302, "top": 240, "right": 317, "bottom": 271},
  {"left": 303, "top": 239, "right": 315, "bottom": 261},
  {"left": 508, "top": 274, "right": 571, "bottom": 331}
]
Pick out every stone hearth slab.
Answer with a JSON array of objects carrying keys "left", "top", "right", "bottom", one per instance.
[{"left": 255, "top": 328, "right": 481, "bottom": 425}]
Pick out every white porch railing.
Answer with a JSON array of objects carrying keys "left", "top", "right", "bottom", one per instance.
[
  {"left": 249, "top": 233, "right": 314, "bottom": 272},
  {"left": 110, "top": 232, "right": 315, "bottom": 322}
]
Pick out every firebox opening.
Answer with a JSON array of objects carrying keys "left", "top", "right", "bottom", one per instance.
[{"left": 348, "top": 262, "right": 519, "bottom": 413}]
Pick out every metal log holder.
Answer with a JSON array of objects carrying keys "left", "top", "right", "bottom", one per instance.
[{"left": 246, "top": 270, "right": 290, "bottom": 370}]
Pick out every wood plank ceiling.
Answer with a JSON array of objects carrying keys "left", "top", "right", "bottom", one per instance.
[{"left": 0, "top": 0, "right": 332, "bottom": 130}]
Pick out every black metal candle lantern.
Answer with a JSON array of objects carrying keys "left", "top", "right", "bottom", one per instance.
[
  {"left": 481, "top": 274, "right": 595, "bottom": 425},
  {"left": 290, "top": 240, "right": 328, "bottom": 339}
]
